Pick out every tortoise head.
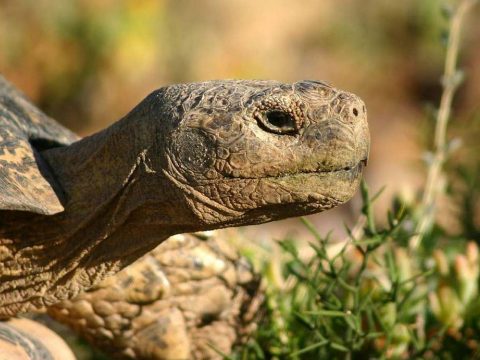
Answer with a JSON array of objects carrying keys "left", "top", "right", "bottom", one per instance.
[
  {"left": 156, "top": 80, "right": 369, "bottom": 227},
  {"left": 0, "top": 78, "right": 368, "bottom": 317}
]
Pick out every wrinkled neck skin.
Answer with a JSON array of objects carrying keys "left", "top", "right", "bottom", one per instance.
[{"left": 0, "top": 106, "right": 190, "bottom": 317}]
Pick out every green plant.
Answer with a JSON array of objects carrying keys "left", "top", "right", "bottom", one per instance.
[
  {"left": 236, "top": 182, "right": 480, "bottom": 359},
  {"left": 233, "top": 1, "right": 480, "bottom": 358}
]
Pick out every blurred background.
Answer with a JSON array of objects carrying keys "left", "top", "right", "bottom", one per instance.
[{"left": 1, "top": 0, "right": 479, "bottom": 242}]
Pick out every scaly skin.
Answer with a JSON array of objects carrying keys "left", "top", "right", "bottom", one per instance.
[
  {"left": 48, "top": 232, "right": 262, "bottom": 360},
  {"left": 0, "top": 76, "right": 369, "bottom": 319}
]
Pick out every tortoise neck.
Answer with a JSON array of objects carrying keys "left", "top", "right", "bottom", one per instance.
[
  {"left": 42, "top": 111, "right": 158, "bottom": 216},
  {"left": 0, "top": 107, "right": 180, "bottom": 317}
]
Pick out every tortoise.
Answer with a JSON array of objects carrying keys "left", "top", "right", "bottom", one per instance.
[
  {"left": 47, "top": 231, "right": 263, "bottom": 359},
  {"left": 0, "top": 75, "right": 369, "bottom": 359}
]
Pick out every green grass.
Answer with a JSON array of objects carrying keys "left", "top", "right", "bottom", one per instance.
[{"left": 234, "top": 172, "right": 480, "bottom": 359}]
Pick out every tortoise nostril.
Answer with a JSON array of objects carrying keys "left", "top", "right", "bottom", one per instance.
[{"left": 352, "top": 108, "right": 359, "bottom": 117}]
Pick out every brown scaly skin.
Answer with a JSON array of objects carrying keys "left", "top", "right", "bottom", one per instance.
[
  {"left": 48, "top": 232, "right": 262, "bottom": 360},
  {"left": 0, "top": 76, "right": 369, "bottom": 317},
  {"left": 0, "top": 76, "right": 369, "bottom": 359}
]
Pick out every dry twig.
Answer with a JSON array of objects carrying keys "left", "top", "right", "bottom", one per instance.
[{"left": 410, "top": 0, "right": 478, "bottom": 250}]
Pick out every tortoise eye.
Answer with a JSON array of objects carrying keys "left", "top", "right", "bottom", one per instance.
[{"left": 256, "top": 110, "right": 299, "bottom": 135}]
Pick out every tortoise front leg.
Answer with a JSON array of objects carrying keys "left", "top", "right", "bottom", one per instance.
[{"left": 48, "top": 233, "right": 263, "bottom": 360}]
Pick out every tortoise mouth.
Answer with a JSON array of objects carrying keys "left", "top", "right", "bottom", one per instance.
[
  {"left": 297, "top": 158, "right": 367, "bottom": 176},
  {"left": 222, "top": 158, "right": 368, "bottom": 180}
]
